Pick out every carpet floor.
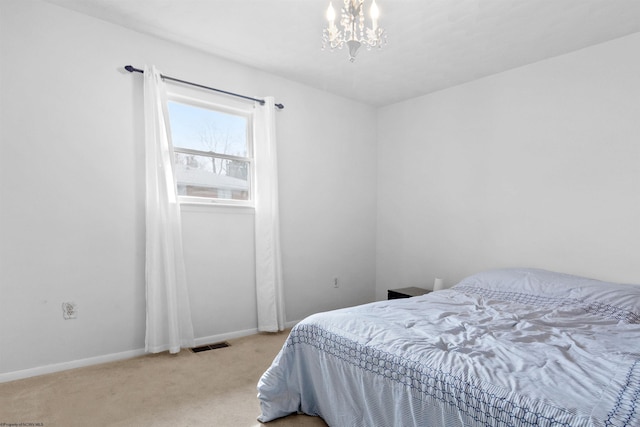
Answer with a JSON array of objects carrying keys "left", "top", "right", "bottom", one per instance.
[{"left": 0, "top": 330, "right": 328, "bottom": 427}]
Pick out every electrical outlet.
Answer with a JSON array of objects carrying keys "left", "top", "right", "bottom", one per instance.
[
  {"left": 333, "top": 277, "right": 339, "bottom": 288},
  {"left": 62, "top": 302, "right": 78, "bottom": 319}
]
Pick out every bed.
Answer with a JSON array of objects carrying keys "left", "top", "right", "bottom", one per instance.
[{"left": 257, "top": 268, "right": 640, "bottom": 426}]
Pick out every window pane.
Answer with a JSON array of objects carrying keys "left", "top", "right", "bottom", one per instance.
[
  {"left": 167, "top": 101, "right": 248, "bottom": 157},
  {"left": 174, "top": 152, "right": 249, "bottom": 200}
]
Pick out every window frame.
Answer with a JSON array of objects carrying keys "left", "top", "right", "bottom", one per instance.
[{"left": 166, "top": 92, "right": 255, "bottom": 208}]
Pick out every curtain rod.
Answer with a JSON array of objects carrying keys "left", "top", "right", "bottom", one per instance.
[{"left": 124, "top": 65, "right": 284, "bottom": 110}]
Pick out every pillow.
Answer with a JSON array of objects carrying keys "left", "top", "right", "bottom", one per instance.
[{"left": 453, "top": 268, "right": 640, "bottom": 323}]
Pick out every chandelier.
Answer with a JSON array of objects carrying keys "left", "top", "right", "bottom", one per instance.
[{"left": 322, "top": 0, "right": 386, "bottom": 62}]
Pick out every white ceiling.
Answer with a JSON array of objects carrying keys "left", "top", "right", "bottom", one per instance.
[{"left": 45, "top": 0, "right": 640, "bottom": 106}]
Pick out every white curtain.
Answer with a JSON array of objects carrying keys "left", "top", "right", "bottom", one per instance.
[
  {"left": 143, "top": 65, "right": 195, "bottom": 353},
  {"left": 254, "top": 97, "right": 286, "bottom": 332}
]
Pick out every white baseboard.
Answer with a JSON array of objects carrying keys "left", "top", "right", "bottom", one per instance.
[
  {"left": 193, "top": 327, "right": 258, "bottom": 346},
  {"left": 0, "top": 348, "right": 146, "bottom": 384},
  {"left": 193, "top": 321, "right": 301, "bottom": 346},
  {"left": 285, "top": 319, "right": 300, "bottom": 329},
  {"left": 1, "top": 324, "right": 303, "bottom": 384}
]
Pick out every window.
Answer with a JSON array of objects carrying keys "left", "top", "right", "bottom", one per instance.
[{"left": 166, "top": 97, "right": 253, "bottom": 205}]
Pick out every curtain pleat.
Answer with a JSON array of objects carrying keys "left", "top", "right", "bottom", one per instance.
[
  {"left": 143, "top": 65, "right": 195, "bottom": 353},
  {"left": 254, "top": 97, "right": 285, "bottom": 332}
]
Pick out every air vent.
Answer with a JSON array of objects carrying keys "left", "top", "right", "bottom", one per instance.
[{"left": 191, "top": 342, "right": 230, "bottom": 353}]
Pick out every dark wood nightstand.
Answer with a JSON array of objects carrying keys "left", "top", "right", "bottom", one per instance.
[{"left": 387, "top": 287, "right": 431, "bottom": 300}]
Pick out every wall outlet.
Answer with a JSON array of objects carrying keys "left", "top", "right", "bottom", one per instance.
[
  {"left": 333, "top": 277, "right": 339, "bottom": 288},
  {"left": 62, "top": 302, "right": 78, "bottom": 319}
]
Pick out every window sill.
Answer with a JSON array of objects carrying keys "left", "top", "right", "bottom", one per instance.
[{"left": 180, "top": 201, "right": 255, "bottom": 215}]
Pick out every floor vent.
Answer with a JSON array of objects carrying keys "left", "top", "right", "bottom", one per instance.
[{"left": 191, "top": 342, "right": 230, "bottom": 353}]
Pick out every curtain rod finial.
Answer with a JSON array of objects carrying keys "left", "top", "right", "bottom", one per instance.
[{"left": 124, "top": 65, "right": 143, "bottom": 73}]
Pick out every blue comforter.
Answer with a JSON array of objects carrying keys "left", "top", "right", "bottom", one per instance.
[{"left": 257, "top": 268, "right": 640, "bottom": 426}]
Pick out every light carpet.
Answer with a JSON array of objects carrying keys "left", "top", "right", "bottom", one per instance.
[{"left": 0, "top": 330, "right": 327, "bottom": 426}]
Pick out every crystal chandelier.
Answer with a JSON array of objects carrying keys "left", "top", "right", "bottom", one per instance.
[{"left": 322, "top": 0, "right": 386, "bottom": 62}]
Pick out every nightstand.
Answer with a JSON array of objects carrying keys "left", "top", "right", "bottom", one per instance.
[{"left": 387, "top": 287, "right": 431, "bottom": 300}]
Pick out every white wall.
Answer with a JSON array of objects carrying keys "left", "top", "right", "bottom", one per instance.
[
  {"left": 376, "top": 33, "right": 640, "bottom": 300},
  {"left": 0, "top": 0, "right": 377, "bottom": 379}
]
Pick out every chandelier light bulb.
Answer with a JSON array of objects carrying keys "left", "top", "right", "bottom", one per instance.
[
  {"left": 370, "top": 0, "right": 380, "bottom": 32},
  {"left": 322, "top": 0, "right": 386, "bottom": 62},
  {"left": 327, "top": 2, "right": 336, "bottom": 22},
  {"left": 370, "top": 0, "right": 379, "bottom": 21}
]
